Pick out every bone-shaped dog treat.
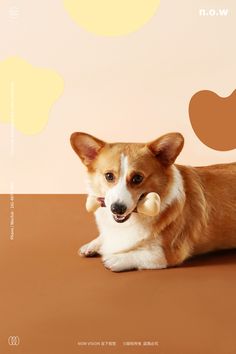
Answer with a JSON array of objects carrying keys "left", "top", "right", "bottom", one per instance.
[
  {"left": 86, "top": 193, "right": 161, "bottom": 216},
  {"left": 137, "top": 192, "right": 161, "bottom": 216},
  {"left": 85, "top": 196, "right": 104, "bottom": 213}
]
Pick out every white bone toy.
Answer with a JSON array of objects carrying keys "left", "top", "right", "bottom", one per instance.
[{"left": 86, "top": 192, "right": 161, "bottom": 217}]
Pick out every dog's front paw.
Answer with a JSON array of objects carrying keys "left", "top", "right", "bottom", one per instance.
[
  {"left": 103, "top": 254, "right": 135, "bottom": 272},
  {"left": 79, "top": 240, "right": 100, "bottom": 257}
]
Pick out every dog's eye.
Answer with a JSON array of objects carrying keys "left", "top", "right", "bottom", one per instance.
[
  {"left": 105, "top": 172, "right": 115, "bottom": 182},
  {"left": 131, "top": 174, "right": 143, "bottom": 185}
]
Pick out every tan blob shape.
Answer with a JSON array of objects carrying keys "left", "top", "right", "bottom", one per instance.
[{"left": 189, "top": 90, "right": 236, "bottom": 151}]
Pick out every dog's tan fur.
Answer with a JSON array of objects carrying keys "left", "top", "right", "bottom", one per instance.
[
  {"left": 157, "top": 163, "right": 236, "bottom": 265},
  {"left": 71, "top": 132, "right": 236, "bottom": 270}
]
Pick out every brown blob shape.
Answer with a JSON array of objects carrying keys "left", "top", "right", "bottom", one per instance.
[{"left": 189, "top": 89, "right": 236, "bottom": 151}]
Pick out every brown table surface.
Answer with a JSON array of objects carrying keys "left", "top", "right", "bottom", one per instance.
[{"left": 0, "top": 195, "right": 236, "bottom": 354}]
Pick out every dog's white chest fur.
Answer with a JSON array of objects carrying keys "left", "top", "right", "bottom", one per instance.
[{"left": 95, "top": 207, "right": 153, "bottom": 255}]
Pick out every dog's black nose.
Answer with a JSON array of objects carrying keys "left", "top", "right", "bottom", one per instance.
[{"left": 111, "top": 202, "right": 127, "bottom": 215}]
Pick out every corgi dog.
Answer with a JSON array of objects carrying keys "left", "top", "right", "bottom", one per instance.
[{"left": 70, "top": 132, "right": 236, "bottom": 272}]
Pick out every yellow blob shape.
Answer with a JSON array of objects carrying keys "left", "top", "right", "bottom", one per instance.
[
  {"left": 0, "top": 57, "right": 64, "bottom": 135},
  {"left": 63, "top": 0, "right": 160, "bottom": 36}
]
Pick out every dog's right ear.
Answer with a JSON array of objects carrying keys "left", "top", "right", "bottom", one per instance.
[{"left": 70, "top": 132, "right": 105, "bottom": 166}]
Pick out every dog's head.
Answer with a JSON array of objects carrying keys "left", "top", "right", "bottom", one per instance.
[{"left": 70, "top": 132, "right": 184, "bottom": 223}]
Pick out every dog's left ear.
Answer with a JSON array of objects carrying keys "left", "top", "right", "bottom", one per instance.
[
  {"left": 147, "top": 132, "right": 184, "bottom": 166},
  {"left": 70, "top": 132, "right": 105, "bottom": 166}
]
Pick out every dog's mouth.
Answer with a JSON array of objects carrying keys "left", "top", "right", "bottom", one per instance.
[
  {"left": 111, "top": 195, "right": 146, "bottom": 223},
  {"left": 113, "top": 213, "right": 131, "bottom": 223}
]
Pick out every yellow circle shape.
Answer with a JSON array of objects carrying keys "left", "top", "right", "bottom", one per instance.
[{"left": 63, "top": 0, "right": 160, "bottom": 36}]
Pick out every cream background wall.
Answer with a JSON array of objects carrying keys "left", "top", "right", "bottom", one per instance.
[{"left": 0, "top": 0, "right": 235, "bottom": 193}]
